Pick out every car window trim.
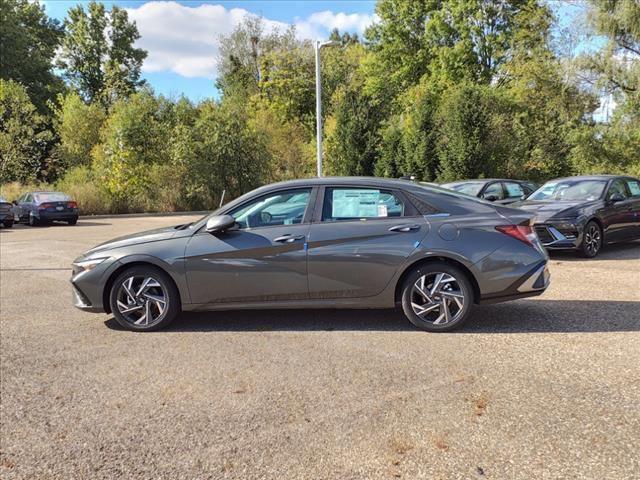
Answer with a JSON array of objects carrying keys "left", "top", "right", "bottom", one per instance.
[{"left": 313, "top": 185, "right": 420, "bottom": 224}]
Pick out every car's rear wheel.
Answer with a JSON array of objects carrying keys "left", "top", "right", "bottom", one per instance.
[
  {"left": 109, "top": 266, "right": 180, "bottom": 331},
  {"left": 67, "top": 218, "right": 77, "bottom": 225},
  {"left": 2, "top": 220, "right": 12, "bottom": 228},
  {"left": 401, "top": 262, "right": 474, "bottom": 332},
  {"left": 28, "top": 215, "right": 39, "bottom": 226},
  {"left": 580, "top": 221, "right": 602, "bottom": 258}
]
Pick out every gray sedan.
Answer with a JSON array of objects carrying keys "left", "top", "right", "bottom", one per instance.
[{"left": 71, "top": 177, "right": 550, "bottom": 332}]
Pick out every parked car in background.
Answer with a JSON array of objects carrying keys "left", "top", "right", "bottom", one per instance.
[
  {"left": 440, "top": 179, "right": 538, "bottom": 205},
  {"left": 14, "top": 191, "right": 79, "bottom": 226},
  {"left": 72, "top": 177, "right": 550, "bottom": 332},
  {"left": 513, "top": 175, "right": 640, "bottom": 257},
  {"left": 0, "top": 196, "right": 14, "bottom": 228}
]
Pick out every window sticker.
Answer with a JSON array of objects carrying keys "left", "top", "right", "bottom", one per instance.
[{"left": 332, "top": 189, "right": 381, "bottom": 218}]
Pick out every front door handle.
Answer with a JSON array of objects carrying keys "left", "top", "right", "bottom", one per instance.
[
  {"left": 274, "top": 234, "right": 305, "bottom": 243},
  {"left": 389, "top": 224, "right": 421, "bottom": 232}
]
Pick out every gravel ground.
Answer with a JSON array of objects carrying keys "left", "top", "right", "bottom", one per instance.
[{"left": 1, "top": 216, "right": 639, "bottom": 479}]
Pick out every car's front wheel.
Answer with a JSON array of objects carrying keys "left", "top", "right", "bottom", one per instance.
[
  {"left": 109, "top": 266, "right": 180, "bottom": 331},
  {"left": 1, "top": 220, "right": 12, "bottom": 228},
  {"left": 580, "top": 221, "right": 602, "bottom": 258},
  {"left": 401, "top": 262, "right": 474, "bottom": 332}
]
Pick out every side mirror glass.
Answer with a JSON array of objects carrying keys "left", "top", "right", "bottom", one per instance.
[
  {"left": 609, "top": 192, "right": 624, "bottom": 203},
  {"left": 483, "top": 194, "right": 498, "bottom": 202},
  {"left": 205, "top": 214, "right": 236, "bottom": 234}
]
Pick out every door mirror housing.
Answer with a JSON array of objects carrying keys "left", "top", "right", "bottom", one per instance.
[
  {"left": 608, "top": 192, "right": 625, "bottom": 203},
  {"left": 12, "top": 200, "right": 18, "bottom": 205},
  {"left": 205, "top": 215, "right": 236, "bottom": 234},
  {"left": 482, "top": 194, "right": 498, "bottom": 202}
]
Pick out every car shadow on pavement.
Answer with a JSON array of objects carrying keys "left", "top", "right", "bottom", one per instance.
[
  {"left": 549, "top": 240, "right": 640, "bottom": 262},
  {"left": 104, "top": 299, "right": 640, "bottom": 333}
]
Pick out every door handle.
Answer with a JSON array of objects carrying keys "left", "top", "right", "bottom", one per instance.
[
  {"left": 389, "top": 224, "right": 421, "bottom": 232},
  {"left": 274, "top": 234, "right": 305, "bottom": 243}
]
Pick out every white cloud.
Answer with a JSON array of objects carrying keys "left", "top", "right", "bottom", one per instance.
[{"left": 126, "top": 1, "right": 376, "bottom": 79}]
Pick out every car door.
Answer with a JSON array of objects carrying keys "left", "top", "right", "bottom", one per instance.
[
  {"left": 184, "top": 187, "right": 316, "bottom": 305},
  {"left": 16, "top": 194, "right": 31, "bottom": 222},
  {"left": 623, "top": 178, "right": 640, "bottom": 238},
  {"left": 602, "top": 179, "right": 635, "bottom": 242},
  {"left": 502, "top": 181, "right": 527, "bottom": 205},
  {"left": 306, "top": 186, "right": 427, "bottom": 299}
]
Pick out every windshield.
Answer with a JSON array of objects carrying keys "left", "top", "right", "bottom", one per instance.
[
  {"left": 441, "top": 182, "right": 485, "bottom": 197},
  {"left": 528, "top": 180, "right": 606, "bottom": 201},
  {"left": 34, "top": 192, "right": 69, "bottom": 202}
]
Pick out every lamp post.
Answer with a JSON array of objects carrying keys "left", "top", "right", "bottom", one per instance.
[{"left": 315, "top": 40, "right": 337, "bottom": 177}]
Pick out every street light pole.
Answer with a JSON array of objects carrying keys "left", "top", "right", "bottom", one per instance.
[{"left": 315, "top": 40, "right": 336, "bottom": 177}]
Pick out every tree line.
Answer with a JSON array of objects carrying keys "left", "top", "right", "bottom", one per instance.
[{"left": 1, "top": 0, "right": 638, "bottom": 214}]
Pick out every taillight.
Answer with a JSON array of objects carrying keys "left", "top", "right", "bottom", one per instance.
[
  {"left": 496, "top": 225, "right": 537, "bottom": 246},
  {"left": 38, "top": 203, "right": 53, "bottom": 210},
  {"left": 68, "top": 201, "right": 78, "bottom": 209}
]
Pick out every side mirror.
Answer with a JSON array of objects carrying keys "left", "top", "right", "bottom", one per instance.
[
  {"left": 520, "top": 194, "right": 528, "bottom": 200},
  {"left": 12, "top": 200, "right": 18, "bottom": 205},
  {"left": 205, "top": 214, "right": 236, "bottom": 234},
  {"left": 482, "top": 194, "right": 498, "bottom": 202},
  {"left": 609, "top": 192, "right": 625, "bottom": 203}
]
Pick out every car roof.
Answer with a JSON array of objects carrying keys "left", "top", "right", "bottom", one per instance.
[
  {"left": 442, "top": 179, "right": 528, "bottom": 184},
  {"left": 259, "top": 176, "right": 426, "bottom": 189},
  {"left": 548, "top": 175, "right": 621, "bottom": 182}
]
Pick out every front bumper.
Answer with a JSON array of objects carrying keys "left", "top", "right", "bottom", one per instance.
[
  {"left": 534, "top": 223, "right": 582, "bottom": 250},
  {"left": 70, "top": 257, "right": 120, "bottom": 313}
]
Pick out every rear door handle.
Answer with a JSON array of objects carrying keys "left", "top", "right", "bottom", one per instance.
[
  {"left": 274, "top": 234, "right": 305, "bottom": 243},
  {"left": 389, "top": 224, "right": 421, "bottom": 232}
]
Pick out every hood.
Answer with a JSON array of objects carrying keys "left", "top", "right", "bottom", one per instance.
[
  {"left": 85, "top": 225, "right": 183, "bottom": 256},
  {"left": 512, "top": 200, "right": 597, "bottom": 223}
]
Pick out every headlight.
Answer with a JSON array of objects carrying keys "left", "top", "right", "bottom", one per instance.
[{"left": 72, "top": 257, "right": 109, "bottom": 275}]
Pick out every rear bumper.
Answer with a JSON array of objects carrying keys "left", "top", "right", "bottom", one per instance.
[
  {"left": 479, "top": 261, "right": 550, "bottom": 305},
  {"left": 37, "top": 210, "right": 79, "bottom": 221}
]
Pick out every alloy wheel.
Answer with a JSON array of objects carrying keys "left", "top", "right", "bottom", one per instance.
[
  {"left": 116, "top": 275, "right": 168, "bottom": 327},
  {"left": 584, "top": 224, "right": 601, "bottom": 256},
  {"left": 410, "top": 272, "right": 466, "bottom": 325}
]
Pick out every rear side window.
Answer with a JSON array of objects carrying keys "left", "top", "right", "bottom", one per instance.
[
  {"left": 322, "top": 188, "right": 405, "bottom": 221},
  {"left": 504, "top": 182, "right": 525, "bottom": 199},
  {"left": 625, "top": 179, "right": 640, "bottom": 198}
]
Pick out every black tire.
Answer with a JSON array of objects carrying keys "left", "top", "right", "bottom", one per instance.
[
  {"left": 67, "top": 218, "right": 78, "bottom": 225},
  {"left": 401, "top": 262, "right": 474, "bottom": 332},
  {"left": 109, "top": 265, "right": 180, "bottom": 332},
  {"left": 28, "top": 215, "right": 39, "bottom": 226},
  {"left": 2, "top": 220, "right": 12, "bottom": 228},
  {"left": 580, "top": 220, "right": 602, "bottom": 258}
]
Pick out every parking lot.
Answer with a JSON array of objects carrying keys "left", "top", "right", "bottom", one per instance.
[{"left": 1, "top": 215, "right": 639, "bottom": 479}]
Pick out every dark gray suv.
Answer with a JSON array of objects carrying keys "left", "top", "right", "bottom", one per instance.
[{"left": 71, "top": 177, "right": 550, "bottom": 332}]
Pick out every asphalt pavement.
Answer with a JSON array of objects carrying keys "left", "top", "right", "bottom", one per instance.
[{"left": 1, "top": 216, "right": 639, "bottom": 479}]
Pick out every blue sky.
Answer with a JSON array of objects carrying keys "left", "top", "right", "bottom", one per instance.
[
  {"left": 43, "top": 1, "right": 378, "bottom": 101},
  {"left": 42, "top": 1, "right": 592, "bottom": 103}
]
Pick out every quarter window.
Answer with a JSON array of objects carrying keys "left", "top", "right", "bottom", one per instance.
[
  {"left": 229, "top": 188, "right": 311, "bottom": 229},
  {"left": 322, "top": 188, "right": 405, "bottom": 221}
]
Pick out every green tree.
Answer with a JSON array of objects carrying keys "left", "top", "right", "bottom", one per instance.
[
  {"left": 53, "top": 91, "right": 105, "bottom": 168},
  {"left": 0, "top": 0, "right": 63, "bottom": 113},
  {"left": 58, "top": 1, "right": 147, "bottom": 105},
  {"left": 0, "top": 80, "right": 54, "bottom": 183}
]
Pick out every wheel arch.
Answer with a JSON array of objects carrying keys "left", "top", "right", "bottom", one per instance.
[
  {"left": 102, "top": 260, "right": 181, "bottom": 314},
  {"left": 394, "top": 256, "right": 481, "bottom": 305}
]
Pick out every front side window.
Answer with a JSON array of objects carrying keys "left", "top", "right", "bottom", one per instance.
[
  {"left": 322, "top": 188, "right": 405, "bottom": 221},
  {"left": 441, "top": 181, "right": 485, "bottom": 197},
  {"left": 608, "top": 180, "right": 628, "bottom": 200},
  {"left": 230, "top": 188, "right": 311, "bottom": 229},
  {"left": 482, "top": 183, "right": 505, "bottom": 200}
]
